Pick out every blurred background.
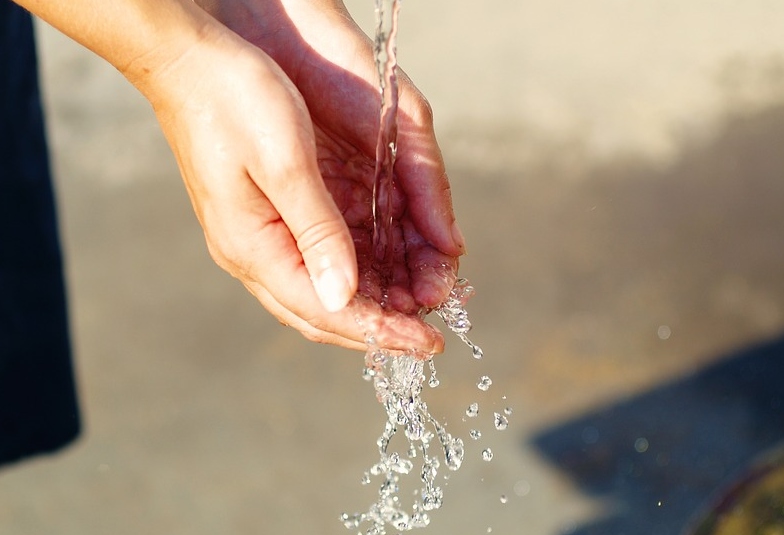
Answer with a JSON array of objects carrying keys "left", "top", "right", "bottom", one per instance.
[{"left": 2, "top": 1, "right": 784, "bottom": 534}]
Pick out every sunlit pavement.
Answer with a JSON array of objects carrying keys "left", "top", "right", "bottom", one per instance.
[{"left": 2, "top": 2, "right": 784, "bottom": 534}]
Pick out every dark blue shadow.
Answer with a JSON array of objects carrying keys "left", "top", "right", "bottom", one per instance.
[{"left": 532, "top": 336, "right": 784, "bottom": 535}]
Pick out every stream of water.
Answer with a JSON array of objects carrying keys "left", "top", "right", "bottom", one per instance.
[{"left": 340, "top": 1, "right": 507, "bottom": 533}]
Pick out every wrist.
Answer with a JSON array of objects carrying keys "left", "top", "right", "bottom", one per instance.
[
  {"left": 114, "top": 3, "right": 230, "bottom": 99},
  {"left": 15, "top": 0, "right": 231, "bottom": 101}
]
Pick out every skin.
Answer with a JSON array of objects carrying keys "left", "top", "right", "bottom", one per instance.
[{"left": 16, "top": 0, "right": 465, "bottom": 353}]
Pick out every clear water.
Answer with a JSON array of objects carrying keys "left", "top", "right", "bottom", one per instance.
[
  {"left": 477, "top": 376, "right": 493, "bottom": 392},
  {"left": 370, "top": 0, "right": 401, "bottom": 275},
  {"left": 339, "top": 0, "right": 512, "bottom": 532},
  {"left": 493, "top": 412, "right": 509, "bottom": 431},
  {"left": 344, "top": 280, "right": 490, "bottom": 534}
]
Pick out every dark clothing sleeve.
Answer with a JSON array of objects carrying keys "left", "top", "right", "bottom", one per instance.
[{"left": 0, "top": 0, "right": 81, "bottom": 466}]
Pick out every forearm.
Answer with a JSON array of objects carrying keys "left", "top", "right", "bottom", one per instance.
[{"left": 14, "top": 0, "right": 221, "bottom": 95}]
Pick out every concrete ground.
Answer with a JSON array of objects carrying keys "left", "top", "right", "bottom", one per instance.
[{"left": 2, "top": 1, "right": 784, "bottom": 534}]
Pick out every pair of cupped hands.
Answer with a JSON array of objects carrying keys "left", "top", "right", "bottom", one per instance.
[
  {"left": 50, "top": 0, "right": 464, "bottom": 352},
  {"left": 162, "top": 0, "right": 465, "bottom": 353}
]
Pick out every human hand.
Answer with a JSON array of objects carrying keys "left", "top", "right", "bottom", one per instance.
[
  {"left": 16, "top": 0, "right": 463, "bottom": 353},
  {"left": 136, "top": 15, "right": 462, "bottom": 353},
  {"left": 193, "top": 0, "right": 466, "bottom": 351}
]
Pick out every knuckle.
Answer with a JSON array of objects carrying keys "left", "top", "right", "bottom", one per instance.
[
  {"left": 296, "top": 219, "right": 349, "bottom": 256},
  {"left": 299, "top": 325, "right": 331, "bottom": 345},
  {"left": 410, "top": 96, "right": 435, "bottom": 128},
  {"left": 205, "top": 231, "right": 252, "bottom": 280}
]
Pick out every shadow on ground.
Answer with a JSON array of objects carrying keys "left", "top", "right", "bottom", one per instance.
[
  {"left": 532, "top": 336, "right": 784, "bottom": 535},
  {"left": 526, "top": 102, "right": 784, "bottom": 535}
]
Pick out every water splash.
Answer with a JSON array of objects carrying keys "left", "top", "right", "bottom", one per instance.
[
  {"left": 343, "top": 280, "right": 484, "bottom": 534},
  {"left": 340, "top": 0, "right": 494, "bottom": 530},
  {"left": 477, "top": 376, "right": 493, "bottom": 392},
  {"left": 427, "top": 359, "right": 440, "bottom": 388},
  {"left": 434, "top": 279, "right": 484, "bottom": 359},
  {"left": 493, "top": 412, "right": 509, "bottom": 431}
]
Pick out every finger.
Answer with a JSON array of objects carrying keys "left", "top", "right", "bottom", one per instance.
[
  {"left": 199, "top": 168, "right": 443, "bottom": 352},
  {"left": 402, "top": 219, "right": 459, "bottom": 308},
  {"left": 242, "top": 280, "right": 366, "bottom": 351},
  {"left": 246, "top": 88, "right": 359, "bottom": 313},
  {"left": 244, "top": 277, "right": 445, "bottom": 353},
  {"left": 394, "top": 79, "right": 466, "bottom": 258}
]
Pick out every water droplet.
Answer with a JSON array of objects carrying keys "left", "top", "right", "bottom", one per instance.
[
  {"left": 482, "top": 448, "right": 494, "bottom": 461},
  {"left": 469, "top": 429, "right": 482, "bottom": 440},
  {"left": 392, "top": 458, "right": 414, "bottom": 474},
  {"left": 422, "top": 487, "right": 444, "bottom": 511},
  {"left": 390, "top": 512, "right": 410, "bottom": 531},
  {"left": 347, "top": 6, "right": 491, "bottom": 533},
  {"left": 472, "top": 345, "right": 484, "bottom": 359},
  {"left": 514, "top": 480, "right": 531, "bottom": 497},
  {"left": 477, "top": 376, "right": 492, "bottom": 392},
  {"left": 427, "top": 359, "right": 440, "bottom": 388},
  {"left": 411, "top": 512, "right": 430, "bottom": 528},
  {"left": 503, "top": 407, "right": 513, "bottom": 416},
  {"left": 445, "top": 438, "right": 465, "bottom": 471},
  {"left": 350, "top": 274, "right": 486, "bottom": 532},
  {"left": 500, "top": 494, "right": 508, "bottom": 504},
  {"left": 339, "top": 512, "right": 363, "bottom": 529},
  {"left": 657, "top": 325, "right": 672, "bottom": 340},
  {"left": 634, "top": 437, "right": 649, "bottom": 453},
  {"left": 421, "top": 458, "right": 439, "bottom": 481},
  {"left": 493, "top": 412, "right": 509, "bottom": 431}
]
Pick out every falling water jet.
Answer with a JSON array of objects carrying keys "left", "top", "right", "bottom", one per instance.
[{"left": 340, "top": 0, "right": 490, "bottom": 533}]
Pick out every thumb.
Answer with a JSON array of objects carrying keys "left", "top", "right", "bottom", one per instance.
[
  {"left": 243, "top": 70, "right": 358, "bottom": 313},
  {"left": 259, "top": 149, "right": 358, "bottom": 314},
  {"left": 292, "top": 200, "right": 358, "bottom": 313}
]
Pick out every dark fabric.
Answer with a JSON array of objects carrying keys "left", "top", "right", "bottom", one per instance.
[{"left": 0, "top": 1, "right": 80, "bottom": 466}]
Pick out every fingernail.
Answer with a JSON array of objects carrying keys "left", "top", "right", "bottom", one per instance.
[
  {"left": 314, "top": 266, "right": 352, "bottom": 312},
  {"left": 451, "top": 220, "right": 467, "bottom": 253}
]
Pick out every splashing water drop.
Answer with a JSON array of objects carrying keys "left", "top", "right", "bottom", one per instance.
[
  {"left": 466, "top": 402, "right": 479, "bottom": 418},
  {"left": 504, "top": 407, "right": 513, "bottom": 416},
  {"left": 477, "top": 376, "right": 493, "bottom": 392},
  {"left": 469, "top": 429, "right": 482, "bottom": 440},
  {"left": 493, "top": 412, "right": 509, "bottom": 431},
  {"left": 500, "top": 495, "right": 509, "bottom": 504},
  {"left": 341, "top": 0, "right": 493, "bottom": 531},
  {"left": 434, "top": 280, "right": 485, "bottom": 361},
  {"left": 482, "top": 448, "right": 494, "bottom": 462},
  {"left": 427, "top": 359, "right": 440, "bottom": 388}
]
